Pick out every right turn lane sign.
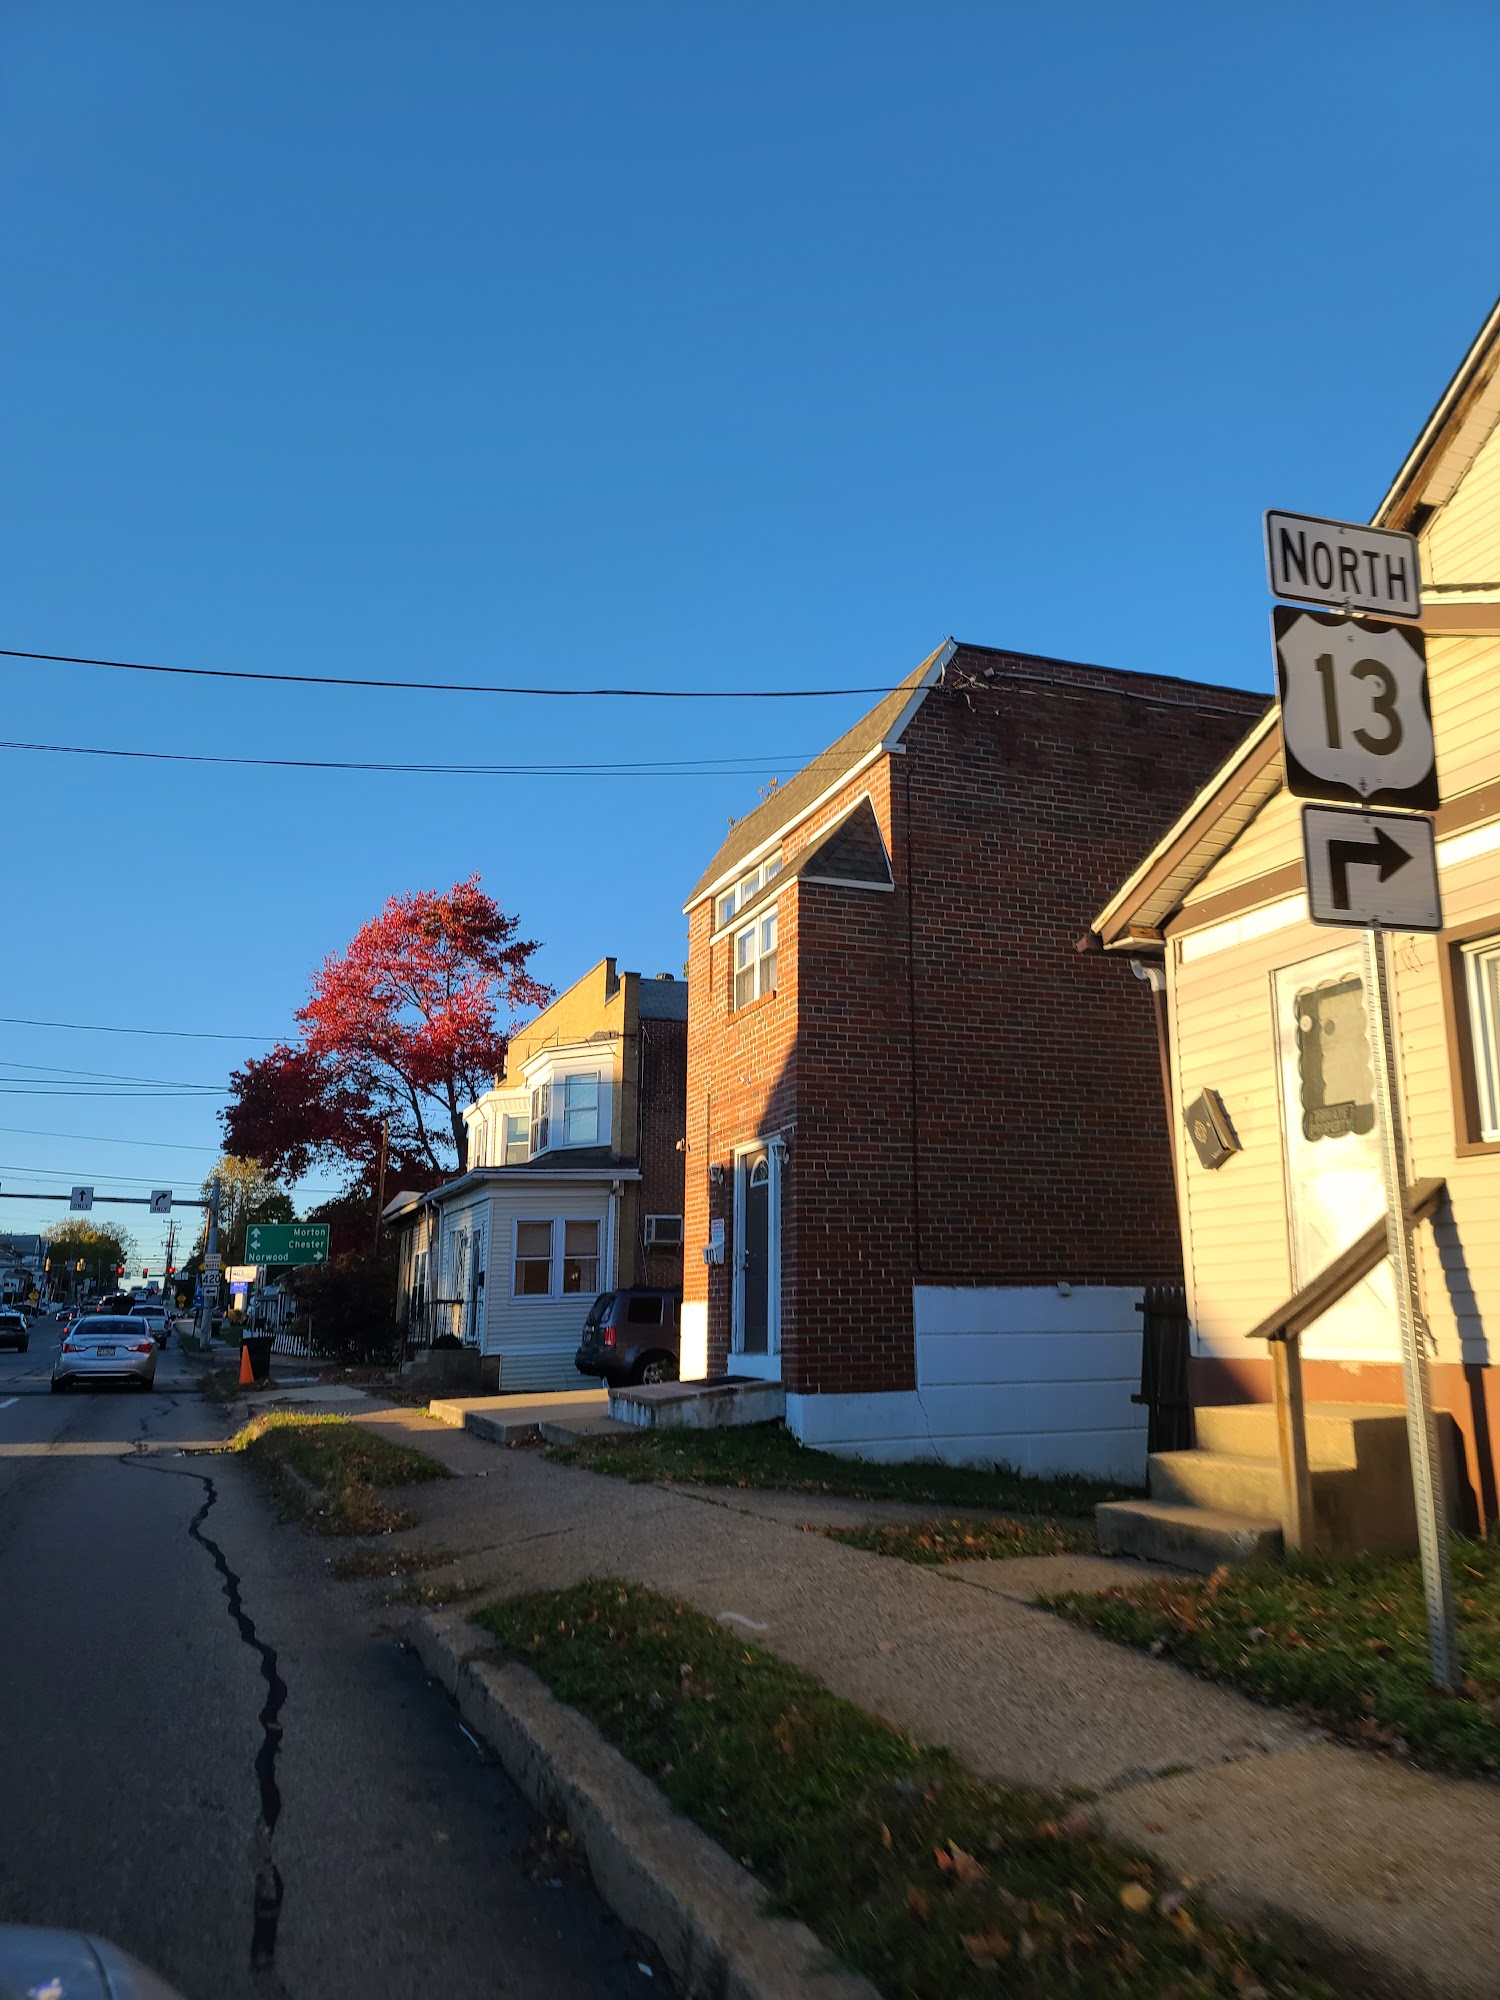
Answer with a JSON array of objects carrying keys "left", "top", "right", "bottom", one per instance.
[{"left": 1302, "top": 804, "right": 1441, "bottom": 932}]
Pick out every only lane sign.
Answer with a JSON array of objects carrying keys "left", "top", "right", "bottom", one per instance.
[
  {"left": 1274, "top": 605, "right": 1437, "bottom": 812},
  {"left": 1265, "top": 510, "right": 1421, "bottom": 620},
  {"left": 1302, "top": 804, "right": 1441, "bottom": 932}
]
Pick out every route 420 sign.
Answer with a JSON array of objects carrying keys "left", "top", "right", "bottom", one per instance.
[{"left": 1273, "top": 605, "right": 1437, "bottom": 812}]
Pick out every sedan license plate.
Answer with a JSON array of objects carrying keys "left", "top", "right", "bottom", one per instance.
[{"left": 96, "top": 1345, "right": 115, "bottom": 1356}]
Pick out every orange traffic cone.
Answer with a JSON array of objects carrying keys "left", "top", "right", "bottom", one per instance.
[{"left": 238, "top": 1343, "right": 255, "bottom": 1388}]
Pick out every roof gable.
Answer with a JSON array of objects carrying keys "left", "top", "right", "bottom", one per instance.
[{"left": 684, "top": 641, "right": 953, "bottom": 908}]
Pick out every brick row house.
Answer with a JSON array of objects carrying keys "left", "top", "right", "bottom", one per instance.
[
  {"left": 387, "top": 958, "right": 686, "bottom": 1391},
  {"left": 679, "top": 641, "right": 1267, "bottom": 1478}
]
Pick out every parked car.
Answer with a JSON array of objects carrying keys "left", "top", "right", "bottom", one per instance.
[
  {"left": 52, "top": 1316, "right": 158, "bottom": 1392},
  {"left": 574, "top": 1288, "right": 682, "bottom": 1387},
  {"left": 128, "top": 1301, "right": 171, "bottom": 1347},
  {"left": 0, "top": 1310, "right": 28, "bottom": 1353}
]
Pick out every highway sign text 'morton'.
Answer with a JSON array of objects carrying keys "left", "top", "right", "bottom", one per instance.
[
  {"left": 1265, "top": 510, "right": 1421, "bottom": 621},
  {"left": 1302, "top": 805, "right": 1441, "bottom": 932},
  {"left": 243, "top": 1222, "right": 331, "bottom": 1265},
  {"left": 1274, "top": 606, "right": 1437, "bottom": 812}
]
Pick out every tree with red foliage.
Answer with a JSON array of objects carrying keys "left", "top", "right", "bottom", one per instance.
[{"left": 224, "top": 877, "right": 551, "bottom": 1185}]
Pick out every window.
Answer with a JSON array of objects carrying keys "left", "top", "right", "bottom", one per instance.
[
  {"left": 1462, "top": 937, "right": 1500, "bottom": 1142},
  {"left": 562, "top": 1220, "right": 600, "bottom": 1294},
  {"left": 733, "top": 907, "right": 778, "bottom": 1009},
  {"left": 626, "top": 1294, "right": 664, "bottom": 1325},
  {"left": 514, "top": 1221, "right": 552, "bottom": 1295},
  {"left": 644, "top": 1213, "right": 683, "bottom": 1246},
  {"left": 530, "top": 1079, "right": 551, "bottom": 1154},
  {"left": 716, "top": 850, "right": 783, "bottom": 930},
  {"left": 502, "top": 1112, "right": 530, "bottom": 1165},
  {"left": 563, "top": 1071, "right": 600, "bottom": 1145},
  {"left": 471, "top": 1121, "right": 488, "bottom": 1168}
]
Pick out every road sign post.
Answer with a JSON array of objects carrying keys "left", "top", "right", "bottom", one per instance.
[{"left": 1269, "top": 505, "right": 1459, "bottom": 1689}]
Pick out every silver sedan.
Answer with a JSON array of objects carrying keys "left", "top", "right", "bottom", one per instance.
[{"left": 52, "top": 1316, "right": 158, "bottom": 1392}]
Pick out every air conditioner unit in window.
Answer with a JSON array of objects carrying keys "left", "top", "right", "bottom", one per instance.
[{"left": 644, "top": 1214, "right": 684, "bottom": 1247}]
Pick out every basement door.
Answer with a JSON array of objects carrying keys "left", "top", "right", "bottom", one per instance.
[{"left": 1272, "top": 944, "right": 1398, "bottom": 1361}]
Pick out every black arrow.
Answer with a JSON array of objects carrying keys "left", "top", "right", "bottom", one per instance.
[{"left": 1328, "top": 824, "right": 1411, "bottom": 910}]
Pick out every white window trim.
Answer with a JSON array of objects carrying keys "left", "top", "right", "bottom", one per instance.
[
  {"left": 527, "top": 1060, "right": 612, "bottom": 1157},
  {"left": 732, "top": 903, "right": 778, "bottom": 1010},
  {"left": 730, "top": 1136, "right": 783, "bottom": 1369},
  {"left": 509, "top": 1214, "right": 609, "bottom": 1302},
  {"left": 712, "top": 851, "right": 784, "bottom": 937},
  {"left": 1462, "top": 936, "right": 1500, "bottom": 1142}
]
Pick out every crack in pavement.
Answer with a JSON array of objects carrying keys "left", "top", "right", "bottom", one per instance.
[{"left": 124, "top": 1449, "right": 289, "bottom": 1977}]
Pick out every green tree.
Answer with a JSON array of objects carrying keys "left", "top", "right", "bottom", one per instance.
[
  {"left": 197, "top": 1156, "right": 296, "bottom": 1265},
  {"left": 45, "top": 1217, "right": 139, "bottom": 1295}
]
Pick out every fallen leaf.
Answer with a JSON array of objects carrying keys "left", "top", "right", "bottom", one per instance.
[
  {"left": 948, "top": 1842, "right": 987, "bottom": 1885},
  {"left": 960, "top": 1928, "right": 1012, "bottom": 1967},
  {"left": 880, "top": 1822, "right": 893, "bottom": 1850},
  {"left": 904, "top": 1883, "right": 929, "bottom": 1923},
  {"left": 1119, "top": 1882, "right": 1152, "bottom": 1914},
  {"left": 933, "top": 1847, "right": 953, "bottom": 1873},
  {"left": 1059, "top": 1806, "right": 1096, "bottom": 1838}
]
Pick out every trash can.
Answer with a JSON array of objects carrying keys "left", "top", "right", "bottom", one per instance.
[{"left": 242, "top": 1335, "right": 274, "bottom": 1384}]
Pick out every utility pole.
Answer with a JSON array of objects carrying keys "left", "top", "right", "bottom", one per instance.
[
  {"left": 371, "top": 1118, "right": 389, "bottom": 1257},
  {"left": 196, "top": 1174, "right": 222, "bottom": 1346}
]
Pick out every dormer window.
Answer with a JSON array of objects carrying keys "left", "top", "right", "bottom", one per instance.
[
  {"left": 563, "top": 1071, "right": 600, "bottom": 1145},
  {"left": 716, "top": 851, "right": 783, "bottom": 931}
]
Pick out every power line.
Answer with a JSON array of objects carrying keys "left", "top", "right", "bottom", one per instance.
[
  {"left": 0, "top": 1015, "right": 278, "bottom": 1043},
  {"left": 0, "top": 1160, "right": 346, "bottom": 1195},
  {"left": 0, "top": 739, "right": 811, "bottom": 778},
  {"left": 0, "top": 1123, "right": 226, "bottom": 1153},
  {"left": 0, "top": 1058, "right": 226, "bottom": 1088},
  {"left": 0, "top": 1087, "right": 226, "bottom": 1099},
  {"left": 1, "top": 644, "right": 898, "bottom": 701}
]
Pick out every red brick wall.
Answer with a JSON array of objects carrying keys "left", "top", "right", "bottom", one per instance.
[
  {"left": 685, "top": 647, "right": 1266, "bottom": 1393},
  {"left": 636, "top": 1010, "right": 687, "bottom": 1291}
]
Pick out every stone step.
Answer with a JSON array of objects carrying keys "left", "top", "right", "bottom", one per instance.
[
  {"left": 1192, "top": 1401, "right": 1409, "bottom": 1469},
  {"left": 1149, "top": 1447, "right": 1283, "bottom": 1516},
  {"left": 608, "top": 1377, "right": 786, "bottom": 1431},
  {"left": 1096, "top": 1498, "right": 1283, "bottom": 1573}
]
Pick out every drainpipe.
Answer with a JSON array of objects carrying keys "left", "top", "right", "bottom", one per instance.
[
  {"left": 605, "top": 1182, "right": 620, "bottom": 1292},
  {"left": 1130, "top": 956, "right": 1179, "bottom": 1195}
]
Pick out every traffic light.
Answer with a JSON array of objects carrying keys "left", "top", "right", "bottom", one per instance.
[
  {"left": 142, "top": 1267, "right": 149, "bottom": 1278},
  {"left": 117, "top": 1264, "right": 126, "bottom": 1276},
  {"left": 166, "top": 1264, "right": 176, "bottom": 1276}
]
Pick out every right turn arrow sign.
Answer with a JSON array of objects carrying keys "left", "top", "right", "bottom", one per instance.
[{"left": 1302, "top": 805, "right": 1441, "bottom": 932}]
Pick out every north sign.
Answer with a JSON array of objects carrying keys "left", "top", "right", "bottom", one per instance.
[
  {"left": 244, "top": 1222, "right": 331, "bottom": 1266},
  {"left": 1274, "top": 605, "right": 1437, "bottom": 812},
  {"left": 1265, "top": 510, "right": 1421, "bottom": 621},
  {"left": 1302, "top": 805, "right": 1441, "bottom": 932}
]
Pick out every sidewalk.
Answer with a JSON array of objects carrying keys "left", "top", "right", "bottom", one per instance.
[{"left": 339, "top": 1398, "right": 1499, "bottom": 1999}]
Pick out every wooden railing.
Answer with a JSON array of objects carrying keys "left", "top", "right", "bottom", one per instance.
[{"left": 1245, "top": 1176, "right": 1445, "bottom": 1551}]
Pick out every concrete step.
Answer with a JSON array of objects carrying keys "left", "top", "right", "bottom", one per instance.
[
  {"left": 1149, "top": 1448, "right": 1282, "bottom": 1517},
  {"left": 1096, "top": 1498, "right": 1283, "bottom": 1573},
  {"left": 608, "top": 1377, "right": 786, "bottom": 1431},
  {"left": 1192, "top": 1401, "right": 1409, "bottom": 1469}
]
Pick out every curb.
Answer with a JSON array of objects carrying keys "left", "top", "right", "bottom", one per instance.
[{"left": 412, "top": 1610, "right": 881, "bottom": 2000}]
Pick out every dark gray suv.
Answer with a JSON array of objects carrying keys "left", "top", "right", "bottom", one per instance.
[{"left": 574, "top": 1289, "right": 681, "bottom": 1387}]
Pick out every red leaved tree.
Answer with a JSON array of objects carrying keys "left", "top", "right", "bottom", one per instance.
[{"left": 224, "top": 877, "right": 551, "bottom": 1186}]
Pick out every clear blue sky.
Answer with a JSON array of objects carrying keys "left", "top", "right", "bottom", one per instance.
[{"left": 2, "top": 1, "right": 1497, "bottom": 1259}]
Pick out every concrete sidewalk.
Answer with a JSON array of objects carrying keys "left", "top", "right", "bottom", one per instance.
[{"left": 341, "top": 1399, "right": 1500, "bottom": 2000}]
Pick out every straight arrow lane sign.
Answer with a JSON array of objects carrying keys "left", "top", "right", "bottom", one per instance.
[{"left": 1302, "top": 805, "right": 1441, "bottom": 932}]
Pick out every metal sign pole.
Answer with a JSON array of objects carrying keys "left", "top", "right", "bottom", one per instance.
[{"left": 1365, "top": 925, "right": 1460, "bottom": 1689}]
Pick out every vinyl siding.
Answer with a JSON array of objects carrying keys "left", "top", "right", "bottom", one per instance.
[
  {"left": 1422, "top": 415, "right": 1500, "bottom": 588},
  {"left": 1182, "top": 785, "right": 1299, "bottom": 903},
  {"left": 476, "top": 1182, "right": 616, "bottom": 1392},
  {"left": 1427, "top": 634, "right": 1500, "bottom": 801}
]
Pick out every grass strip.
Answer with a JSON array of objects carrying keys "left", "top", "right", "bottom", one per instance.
[
  {"left": 478, "top": 1579, "right": 1335, "bottom": 1999},
  {"left": 230, "top": 1411, "right": 449, "bottom": 1535},
  {"left": 329, "top": 1545, "right": 455, "bottom": 1580},
  {"left": 548, "top": 1422, "right": 1131, "bottom": 1518},
  {"left": 824, "top": 1517, "right": 1094, "bottom": 1565},
  {"left": 1043, "top": 1542, "right": 1500, "bottom": 1776}
]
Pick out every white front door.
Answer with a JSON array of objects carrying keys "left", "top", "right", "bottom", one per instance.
[{"left": 1273, "top": 944, "right": 1398, "bottom": 1360}]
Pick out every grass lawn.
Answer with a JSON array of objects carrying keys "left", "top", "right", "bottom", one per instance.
[
  {"left": 548, "top": 1422, "right": 1133, "bottom": 1519},
  {"left": 479, "top": 1580, "right": 1334, "bottom": 1999},
  {"left": 1044, "top": 1541, "right": 1500, "bottom": 1776},
  {"left": 824, "top": 1517, "right": 1094, "bottom": 1565},
  {"left": 229, "top": 1412, "right": 449, "bottom": 1535}
]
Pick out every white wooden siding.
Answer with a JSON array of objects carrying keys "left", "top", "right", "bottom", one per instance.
[{"left": 1182, "top": 786, "right": 1300, "bottom": 904}]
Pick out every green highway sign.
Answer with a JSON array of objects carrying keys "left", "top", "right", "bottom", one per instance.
[{"left": 244, "top": 1222, "right": 331, "bottom": 1266}]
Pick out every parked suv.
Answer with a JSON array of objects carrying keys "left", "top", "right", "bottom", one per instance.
[
  {"left": 0, "top": 1310, "right": 28, "bottom": 1352},
  {"left": 574, "top": 1289, "right": 682, "bottom": 1387}
]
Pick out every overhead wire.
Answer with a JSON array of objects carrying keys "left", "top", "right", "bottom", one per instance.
[
  {"left": 0, "top": 739, "right": 813, "bottom": 777},
  {"left": 0, "top": 644, "right": 899, "bottom": 700},
  {"left": 0, "top": 1015, "right": 277, "bottom": 1042}
]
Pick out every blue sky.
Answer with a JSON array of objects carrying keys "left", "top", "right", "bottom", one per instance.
[{"left": 2, "top": 1, "right": 1497, "bottom": 1262}]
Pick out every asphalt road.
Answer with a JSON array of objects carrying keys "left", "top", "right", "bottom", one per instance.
[{"left": 0, "top": 1317, "right": 664, "bottom": 2000}]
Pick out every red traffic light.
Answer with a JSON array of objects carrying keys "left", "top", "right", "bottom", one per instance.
[
  {"left": 117, "top": 1265, "right": 125, "bottom": 1275},
  {"left": 142, "top": 1267, "right": 150, "bottom": 1278}
]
